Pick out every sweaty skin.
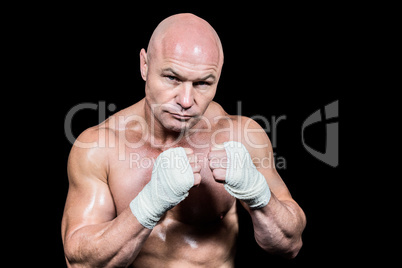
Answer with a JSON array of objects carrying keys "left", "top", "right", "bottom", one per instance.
[{"left": 62, "top": 13, "right": 306, "bottom": 267}]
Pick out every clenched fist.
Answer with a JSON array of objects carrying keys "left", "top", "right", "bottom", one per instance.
[
  {"left": 130, "top": 147, "right": 201, "bottom": 229},
  {"left": 184, "top": 148, "right": 202, "bottom": 186},
  {"left": 207, "top": 144, "right": 228, "bottom": 183},
  {"left": 208, "top": 141, "right": 272, "bottom": 209}
]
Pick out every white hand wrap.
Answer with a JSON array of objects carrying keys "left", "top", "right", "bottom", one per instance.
[
  {"left": 223, "top": 141, "right": 271, "bottom": 209},
  {"left": 130, "top": 147, "right": 194, "bottom": 229}
]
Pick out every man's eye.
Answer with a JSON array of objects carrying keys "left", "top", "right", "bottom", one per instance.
[
  {"left": 194, "top": 81, "right": 210, "bottom": 87},
  {"left": 166, "top": 75, "right": 178, "bottom": 82}
]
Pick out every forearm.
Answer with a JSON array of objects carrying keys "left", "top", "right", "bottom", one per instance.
[
  {"left": 247, "top": 194, "right": 306, "bottom": 258},
  {"left": 64, "top": 147, "right": 195, "bottom": 267},
  {"left": 64, "top": 208, "right": 151, "bottom": 267}
]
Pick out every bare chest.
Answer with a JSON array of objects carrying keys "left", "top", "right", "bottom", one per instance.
[{"left": 107, "top": 142, "right": 234, "bottom": 224}]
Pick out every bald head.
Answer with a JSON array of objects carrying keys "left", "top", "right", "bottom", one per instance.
[
  {"left": 139, "top": 14, "right": 224, "bottom": 133},
  {"left": 146, "top": 13, "right": 223, "bottom": 69}
]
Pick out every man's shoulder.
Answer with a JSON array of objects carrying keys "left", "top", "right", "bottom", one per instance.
[
  {"left": 74, "top": 100, "right": 145, "bottom": 144},
  {"left": 209, "top": 100, "right": 270, "bottom": 150},
  {"left": 208, "top": 101, "right": 261, "bottom": 130},
  {"left": 67, "top": 126, "right": 110, "bottom": 183},
  {"left": 68, "top": 100, "right": 147, "bottom": 161},
  {"left": 69, "top": 124, "right": 112, "bottom": 153}
]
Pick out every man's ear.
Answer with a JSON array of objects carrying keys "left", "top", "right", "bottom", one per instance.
[{"left": 140, "top": 48, "right": 148, "bottom": 81}]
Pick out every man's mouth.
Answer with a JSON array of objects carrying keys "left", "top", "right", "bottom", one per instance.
[{"left": 170, "top": 112, "right": 193, "bottom": 120}]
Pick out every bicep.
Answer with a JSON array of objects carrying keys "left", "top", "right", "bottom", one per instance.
[
  {"left": 62, "top": 144, "right": 116, "bottom": 242},
  {"left": 240, "top": 118, "right": 293, "bottom": 201}
]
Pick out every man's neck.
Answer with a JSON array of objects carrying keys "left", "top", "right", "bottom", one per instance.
[{"left": 143, "top": 99, "right": 188, "bottom": 148}]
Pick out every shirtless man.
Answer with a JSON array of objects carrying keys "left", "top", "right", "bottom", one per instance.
[{"left": 62, "top": 13, "right": 306, "bottom": 267}]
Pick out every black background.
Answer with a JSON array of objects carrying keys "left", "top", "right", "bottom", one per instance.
[{"left": 29, "top": 3, "right": 355, "bottom": 267}]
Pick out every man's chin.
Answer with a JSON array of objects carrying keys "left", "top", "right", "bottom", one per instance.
[
  {"left": 165, "top": 117, "right": 200, "bottom": 133},
  {"left": 166, "top": 121, "right": 192, "bottom": 133}
]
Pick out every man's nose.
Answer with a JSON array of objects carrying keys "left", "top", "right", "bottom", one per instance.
[{"left": 176, "top": 83, "right": 194, "bottom": 110}]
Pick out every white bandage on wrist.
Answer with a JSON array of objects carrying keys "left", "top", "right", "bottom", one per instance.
[
  {"left": 223, "top": 141, "right": 271, "bottom": 209},
  {"left": 130, "top": 147, "right": 194, "bottom": 229}
]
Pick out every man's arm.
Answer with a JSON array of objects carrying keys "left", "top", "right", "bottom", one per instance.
[
  {"left": 209, "top": 118, "right": 306, "bottom": 258},
  {"left": 241, "top": 119, "right": 306, "bottom": 258},
  {"left": 61, "top": 128, "right": 151, "bottom": 267},
  {"left": 245, "top": 149, "right": 306, "bottom": 258}
]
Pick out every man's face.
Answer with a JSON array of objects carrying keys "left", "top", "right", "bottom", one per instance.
[{"left": 142, "top": 41, "right": 221, "bottom": 133}]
